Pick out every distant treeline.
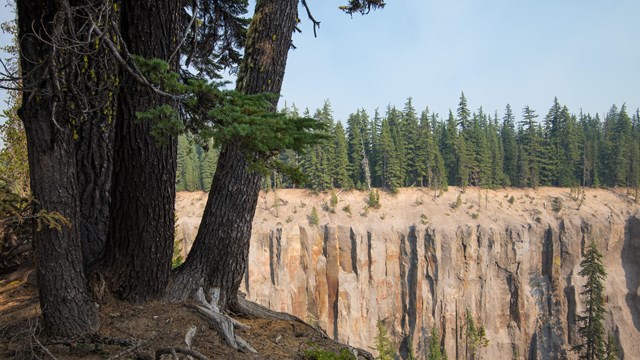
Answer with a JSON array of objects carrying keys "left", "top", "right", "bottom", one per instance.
[{"left": 177, "top": 93, "right": 640, "bottom": 193}]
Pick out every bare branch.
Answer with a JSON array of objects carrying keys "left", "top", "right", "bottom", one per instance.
[
  {"left": 90, "top": 20, "right": 183, "bottom": 100},
  {"left": 300, "top": 0, "right": 320, "bottom": 38},
  {"left": 169, "top": 1, "right": 197, "bottom": 64}
]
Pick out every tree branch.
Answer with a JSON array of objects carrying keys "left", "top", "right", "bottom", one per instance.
[{"left": 300, "top": 0, "right": 320, "bottom": 38}]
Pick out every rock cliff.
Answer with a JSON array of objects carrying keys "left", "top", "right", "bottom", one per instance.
[{"left": 176, "top": 188, "right": 640, "bottom": 359}]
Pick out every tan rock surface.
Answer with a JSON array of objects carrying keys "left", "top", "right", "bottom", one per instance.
[{"left": 176, "top": 188, "right": 640, "bottom": 359}]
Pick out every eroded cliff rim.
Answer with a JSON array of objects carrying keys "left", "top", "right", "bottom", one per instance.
[{"left": 176, "top": 187, "right": 640, "bottom": 359}]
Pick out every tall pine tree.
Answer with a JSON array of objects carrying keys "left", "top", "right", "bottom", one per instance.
[{"left": 573, "top": 242, "right": 607, "bottom": 360}]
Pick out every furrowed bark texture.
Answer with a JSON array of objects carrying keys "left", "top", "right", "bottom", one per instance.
[
  {"left": 166, "top": 0, "right": 299, "bottom": 310},
  {"left": 102, "top": 0, "right": 179, "bottom": 302},
  {"left": 17, "top": 0, "right": 98, "bottom": 336},
  {"left": 75, "top": 1, "right": 118, "bottom": 268}
]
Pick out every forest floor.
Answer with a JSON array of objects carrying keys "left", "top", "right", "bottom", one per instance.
[{"left": 0, "top": 266, "right": 363, "bottom": 359}]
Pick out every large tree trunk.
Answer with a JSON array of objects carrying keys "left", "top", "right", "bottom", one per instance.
[
  {"left": 76, "top": 111, "right": 114, "bottom": 268},
  {"left": 75, "top": 1, "right": 118, "bottom": 268},
  {"left": 166, "top": 0, "right": 299, "bottom": 310},
  {"left": 17, "top": 0, "right": 98, "bottom": 337},
  {"left": 101, "top": 0, "right": 179, "bottom": 303}
]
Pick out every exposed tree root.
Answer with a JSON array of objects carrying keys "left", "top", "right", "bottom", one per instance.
[
  {"left": 45, "top": 334, "right": 138, "bottom": 347},
  {"left": 231, "top": 295, "right": 374, "bottom": 360},
  {"left": 232, "top": 295, "right": 331, "bottom": 338},
  {"left": 187, "top": 288, "right": 257, "bottom": 353},
  {"left": 155, "top": 347, "right": 209, "bottom": 360}
]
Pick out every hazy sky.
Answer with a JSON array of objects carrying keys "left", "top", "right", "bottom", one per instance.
[
  {"left": 280, "top": 0, "right": 640, "bottom": 121},
  {"left": 1, "top": 0, "right": 639, "bottom": 130}
]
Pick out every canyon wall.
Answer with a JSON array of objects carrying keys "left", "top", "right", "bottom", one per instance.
[{"left": 176, "top": 188, "right": 640, "bottom": 359}]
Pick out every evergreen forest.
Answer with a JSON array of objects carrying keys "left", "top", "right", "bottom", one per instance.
[{"left": 178, "top": 94, "right": 640, "bottom": 193}]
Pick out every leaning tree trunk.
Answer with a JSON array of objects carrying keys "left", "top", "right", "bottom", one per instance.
[
  {"left": 17, "top": 0, "right": 98, "bottom": 337},
  {"left": 166, "top": 0, "right": 299, "bottom": 310},
  {"left": 101, "top": 0, "right": 179, "bottom": 303}
]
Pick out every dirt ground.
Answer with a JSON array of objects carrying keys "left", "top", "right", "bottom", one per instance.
[{"left": 0, "top": 266, "right": 365, "bottom": 359}]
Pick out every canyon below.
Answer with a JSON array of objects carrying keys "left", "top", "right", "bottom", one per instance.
[{"left": 175, "top": 187, "right": 640, "bottom": 359}]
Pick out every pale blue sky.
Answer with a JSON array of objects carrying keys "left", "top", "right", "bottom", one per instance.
[
  {"left": 281, "top": 0, "right": 640, "bottom": 121},
  {"left": 1, "top": 0, "right": 638, "bottom": 131}
]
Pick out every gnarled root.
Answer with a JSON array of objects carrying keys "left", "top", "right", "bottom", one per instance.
[
  {"left": 231, "top": 295, "right": 330, "bottom": 339},
  {"left": 231, "top": 296, "right": 374, "bottom": 360},
  {"left": 155, "top": 347, "right": 209, "bottom": 360},
  {"left": 187, "top": 288, "right": 257, "bottom": 354}
]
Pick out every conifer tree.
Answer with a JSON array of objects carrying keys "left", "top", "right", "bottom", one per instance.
[
  {"left": 347, "top": 109, "right": 369, "bottom": 189},
  {"left": 377, "top": 116, "right": 396, "bottom": 189},
  {"left": 544, "top": 97, "right": 563, "bottom": 185},
  {"left": 488, "top": 112, "right": 506, "bottom": 187},
  {"left": 604, "top": 332, "right": 622, "bottom": 360},
  {"left": 415, "top": 109, "right": 434, "bottom": 187},
  {"left": 630, "top": 110, "right": 640, "bottom": 199},
  {"left": 573, "top": 241, "right": 607, "bottom": 360},
  {"left": 457, "top": 93, "right": 476, "bottom": 187},
  {"left": 375, "top": 320, "right": 396, "bottom": 360},
  {"left": 580, "top": 112, "right": 602, "bottom": 187},
  {"left": 601, "top": 105, "right": 632, "bottom": 186},
  {"left": 332, "top": 122, "right": 353, "bottom": 188},
  {"left": 501, "top": 104, "right": 518, "bottom": 186},
  {"left": 403, "top": 98, "right": 421, "bottom": 186},
  {"left": 519, "top": 106, "right": 543, "bottom": 187},
  {"left": 370, "top": 109, "right": 383, "bottom": 188},
  {"left": 424, "top": 326, "right": 447, "bottom": 360},
  {"left": 199, "top": 141, "right": 218, "bottom": 191},
  {"left": 387, "top": 107, "right": 406, "bottom": 191},
  {"left": 443, "top": 111, "right": 459, "bottom": 186},
  {"left": 469, "top": 108, "right": 491, "bottom": 187}
]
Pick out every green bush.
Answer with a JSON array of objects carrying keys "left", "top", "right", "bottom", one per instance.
[
  {"left": 552, "top": 197, "right": 563, "bottom": 213},
  {"left": 374, "top": 320, "right": 396, "bottom": 360},
  {"left": 309, "top": 206, "right": 319, "bottom": 225},
  {"left": 451, "top": 194, "right": 462, "bottom": 209},
  {"left": 330, "top": 191, "right": 339, "bottom": 208},
  {"left": 367, "top": 190, "right": 381, "bottom": 209},
  {"left": 304, "top": 347, "right": 355, "bottom": 360}
]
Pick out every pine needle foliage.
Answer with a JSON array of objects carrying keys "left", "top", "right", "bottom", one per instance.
[
  {"left": 0, "top": 178, "right": 70, "bottom": 234},
  {"left": 131, "top": 56, "right": 330, "bottom": 184},
  {"left": 464, "top": 309, "right": 488, "bottom": 360},
  {"left": 573, "top": 242, "right": 607, "bottom": 360},
  {"left": 374, "top": 319, "right": 396, "bottom": 360}
]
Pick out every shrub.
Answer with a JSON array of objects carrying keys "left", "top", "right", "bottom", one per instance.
[
  {"left": 552, "top": 197, "right": 563, "bottom": 213},
  {"left": 309, "top": 206, "right": 319, "bottom": 225},
  {"left": 451, "top": 194, "right": 462, "bottom": 209},
  {"left": 304, "top": 347, "right": 355, "bottom": 360},
  {"left": 342, "top": 204, "right": 351, "bottom": 215},
  {"left": 367, "top": 190, "right": 381, "bottom": 209},
  {"left": 330, "top": 191, "right": 339, "bottom": 208},
  {"left": 508, "top": 195, "right": 515, "bottom": 205}
]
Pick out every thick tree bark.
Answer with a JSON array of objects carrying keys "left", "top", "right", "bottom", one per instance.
[
  {"left": 75, "top": 1, "right": 118, "bottom": 268},
  {"left": 166, "top": 0, "right": 299, "bottom": 310},
  {"left": 17, "top": 0, "right": 98, "bottom": 337},
  {"left": 101, "top": 0, "right": 179, "bottom": 302},
  {"left": 76, "top": 112, "right": 114, "bottom": 268}
]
